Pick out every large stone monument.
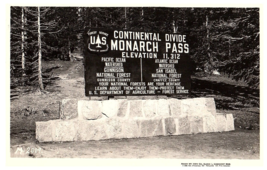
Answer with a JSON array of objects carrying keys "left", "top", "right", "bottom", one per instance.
[{"left": 36, "top": 28, "right": 234, "bottom": 142}]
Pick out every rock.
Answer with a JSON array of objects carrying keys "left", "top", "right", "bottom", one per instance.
[
  {"left": 128, "top": 100, "right": 143, "bottom": 118},
  {"left": 216, "top": 114, "right": 227, "bottom": 132},
  {"left": 102, "top": 100, "right": 119, "bottom": 118},
  {"left": 180, "top": 99, "right": 192, "bottom": 117},
  {"left": 121, "top": 119, "right": 141, "bottom": 138},
  {"left": 168, "top": 98, "right": 181, "bottom": 117},
  {"left": 78, "top": 119, "right": 108, "bottom": 141},
  {"left": 181, "top": 98, "right": 216, "bottom": 117},
  {"left": 74, "top": 120, "right": 92, "bottom": 141},
  {"left": 51, "top": 120, "right": 79, "bottom": 142},
  {"left": 189, "top": 116, "right": 203, "bottom": 134},
  {"left": 60, "top": 99, "right": 78, "bottom": 120},
  {"left": 102, "top": 99, "right": 129, "bottom": 118},
  {"left": 117, "top": 100, "right": 129, "bottom": 118},
  {"left": 157, "top": 99, "right": 170, "bottom": 117},
  {"left": 164, "top": 117, "right": 176, "bottom": 135},
  {"left": 226, "top": 114, "right": 235, "bottom": 131},
  {"left": 138, "top": 118, "right": 164, "bottom": 137},
  {"left": 36, "top": 121, "right": 53, "bottom": 142},
  {"left": 105, "top": 118, "right": 123, "bottom": 139},
  {"left": 203, "top": 114, "right": 217, "bottom": 133},
  {"left": 36, "top": 97, "right": 235, "bottom": 142},
  {"left": 78, "top": 100, "right": 102, "bottom": 120},
  {"left": 143, "top": 100, "right": 157, "bottom": 118},
  {"left": 205, "top": 98, "right": 216, "bottom": 116},
  {"left": 72, "top": 119, "right": 107, "bottom": 141},
  {"left": 178, "top": 116, "right": 191, "bottom": 134}
]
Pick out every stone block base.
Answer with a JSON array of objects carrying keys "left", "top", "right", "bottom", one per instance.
[{"left": 36, "top": 97, "right": 235, "bottom": 142}]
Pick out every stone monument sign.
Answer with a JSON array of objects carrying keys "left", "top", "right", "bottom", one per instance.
[{"left": 35, "top": 28, "right": 235, "bottom": 143}]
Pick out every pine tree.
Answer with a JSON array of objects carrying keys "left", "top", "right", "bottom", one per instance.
[
  {"left": 10, "top": 7, "right": 29, "bottom": 86},
  {"left": 217, "top": 8, "right": 259, "bottom": 88},
  {"left": 20, "top": 7, "right": 60, "bottom": 90}
]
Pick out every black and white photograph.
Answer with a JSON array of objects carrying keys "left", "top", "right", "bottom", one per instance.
[{"left": 5, "top": 1, "right": 264, "bottom": 167}]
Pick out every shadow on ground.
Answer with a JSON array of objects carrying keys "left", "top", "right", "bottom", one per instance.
[{"left": 191, "top": 77, "right": 259, "bottom": 111}]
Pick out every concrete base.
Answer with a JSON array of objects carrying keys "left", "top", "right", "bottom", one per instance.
[{"left": 36, "top": 97, "right": 235, "bottom": 142}]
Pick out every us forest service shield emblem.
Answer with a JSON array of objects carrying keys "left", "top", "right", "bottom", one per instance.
[{"left": 87, "top": 30, "right": 109, "bottom": 52}]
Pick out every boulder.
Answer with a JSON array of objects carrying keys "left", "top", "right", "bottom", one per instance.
[
  {"left": 75, "top": 119, "right": 108, "bottom": 141},
  {"left": 203, "top": 114, "right": 217, "bottom": 133},
  {"left": 189, "top": 116, "right": 203, "bottom": 134},
  {"left": 36, "top": 121, "right": 53, "bottom": 142},
  {"left": 216, "top": 114, "right": 227, "bottom": 132},
  {"left": 128, "top": 100, "right": 143, "bottom": 118},
  {"left": 157, "top": 99, "right": 170, "bottom": 117},
  {"left": 51, "top": 120, "right": 79, "bottom": 142},
  {"left": 164, "top": 117, "right": 176, "bottom": 135},
  {"left": 226, "top": 114, "right": 235, "bottom": 131},
  {"left": 60, "top": 99, "right": 78, "bottom": 120},
  {"left": 78, "top": 100, "right": 102, "bottom": 120},
  {"left": 138, "top": 118, "right": 164, "bottom": 137},
  {"left": 105, "top": 118, "right": 123, "bottom": 139},
  {"left": 102, "top": 100, "right": 120, "bottom": 118},
  {"left": 117, "top": 100, "right": 129, "bottom": 118},
  {"left": 205, "top": 98, "right": 217, "bottom": 116},
  {"left": 168, "top": 98, "right": 181, "bottom": 117},
  {"left": 181, "top": 98, "right": 216, "bottom": 117},
  {"left": 178, "top": 116, "right": 191, "bottom": 134},
  {"left": 121, "top": 119, "right": 141, "bottom": 138},
  {"left": 143, "top": 100, "right": 157, "bottom": 118}
]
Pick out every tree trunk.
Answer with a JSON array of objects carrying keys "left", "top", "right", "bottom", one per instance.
[
  {"left": 140, "top": 8, "right": 144, "bottom": 81},
  {"left": 141, "top": 8, "right": 144, "bottom": 30},
  {"left": 125, "top": 7, "right": 127, "bottom": 29},
  {"left": 37, "top": 7, "right": 44, "bottom": 90},
  {"left": 68, "top": 37, "right": 73, "bottom": 62},
  {"left": 206, "top": 14, "right": 214, "bottom": 72},
  {"left": 229, "top": 38, "right": 231, "bottom": 57},
  {"left": 21, "top": 7, "right": 25, "bottom": 76},
  {"left": 173, "top": 20, "right": 178, "bottom": 33},
  {"left": 172, "top": 10, "right": 178, "bottom": 33}
]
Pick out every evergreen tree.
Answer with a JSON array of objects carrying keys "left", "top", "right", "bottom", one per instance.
[{"left": 217, "top": 8, "right": 259, "bottom": 88}]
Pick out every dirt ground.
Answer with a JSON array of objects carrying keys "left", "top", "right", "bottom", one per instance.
[
  {"left": 9, "top": 59, "right": 260, "bottom": 159},
  {"left": 10, "top": 128, "right": 259, "bottom": 159}
]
